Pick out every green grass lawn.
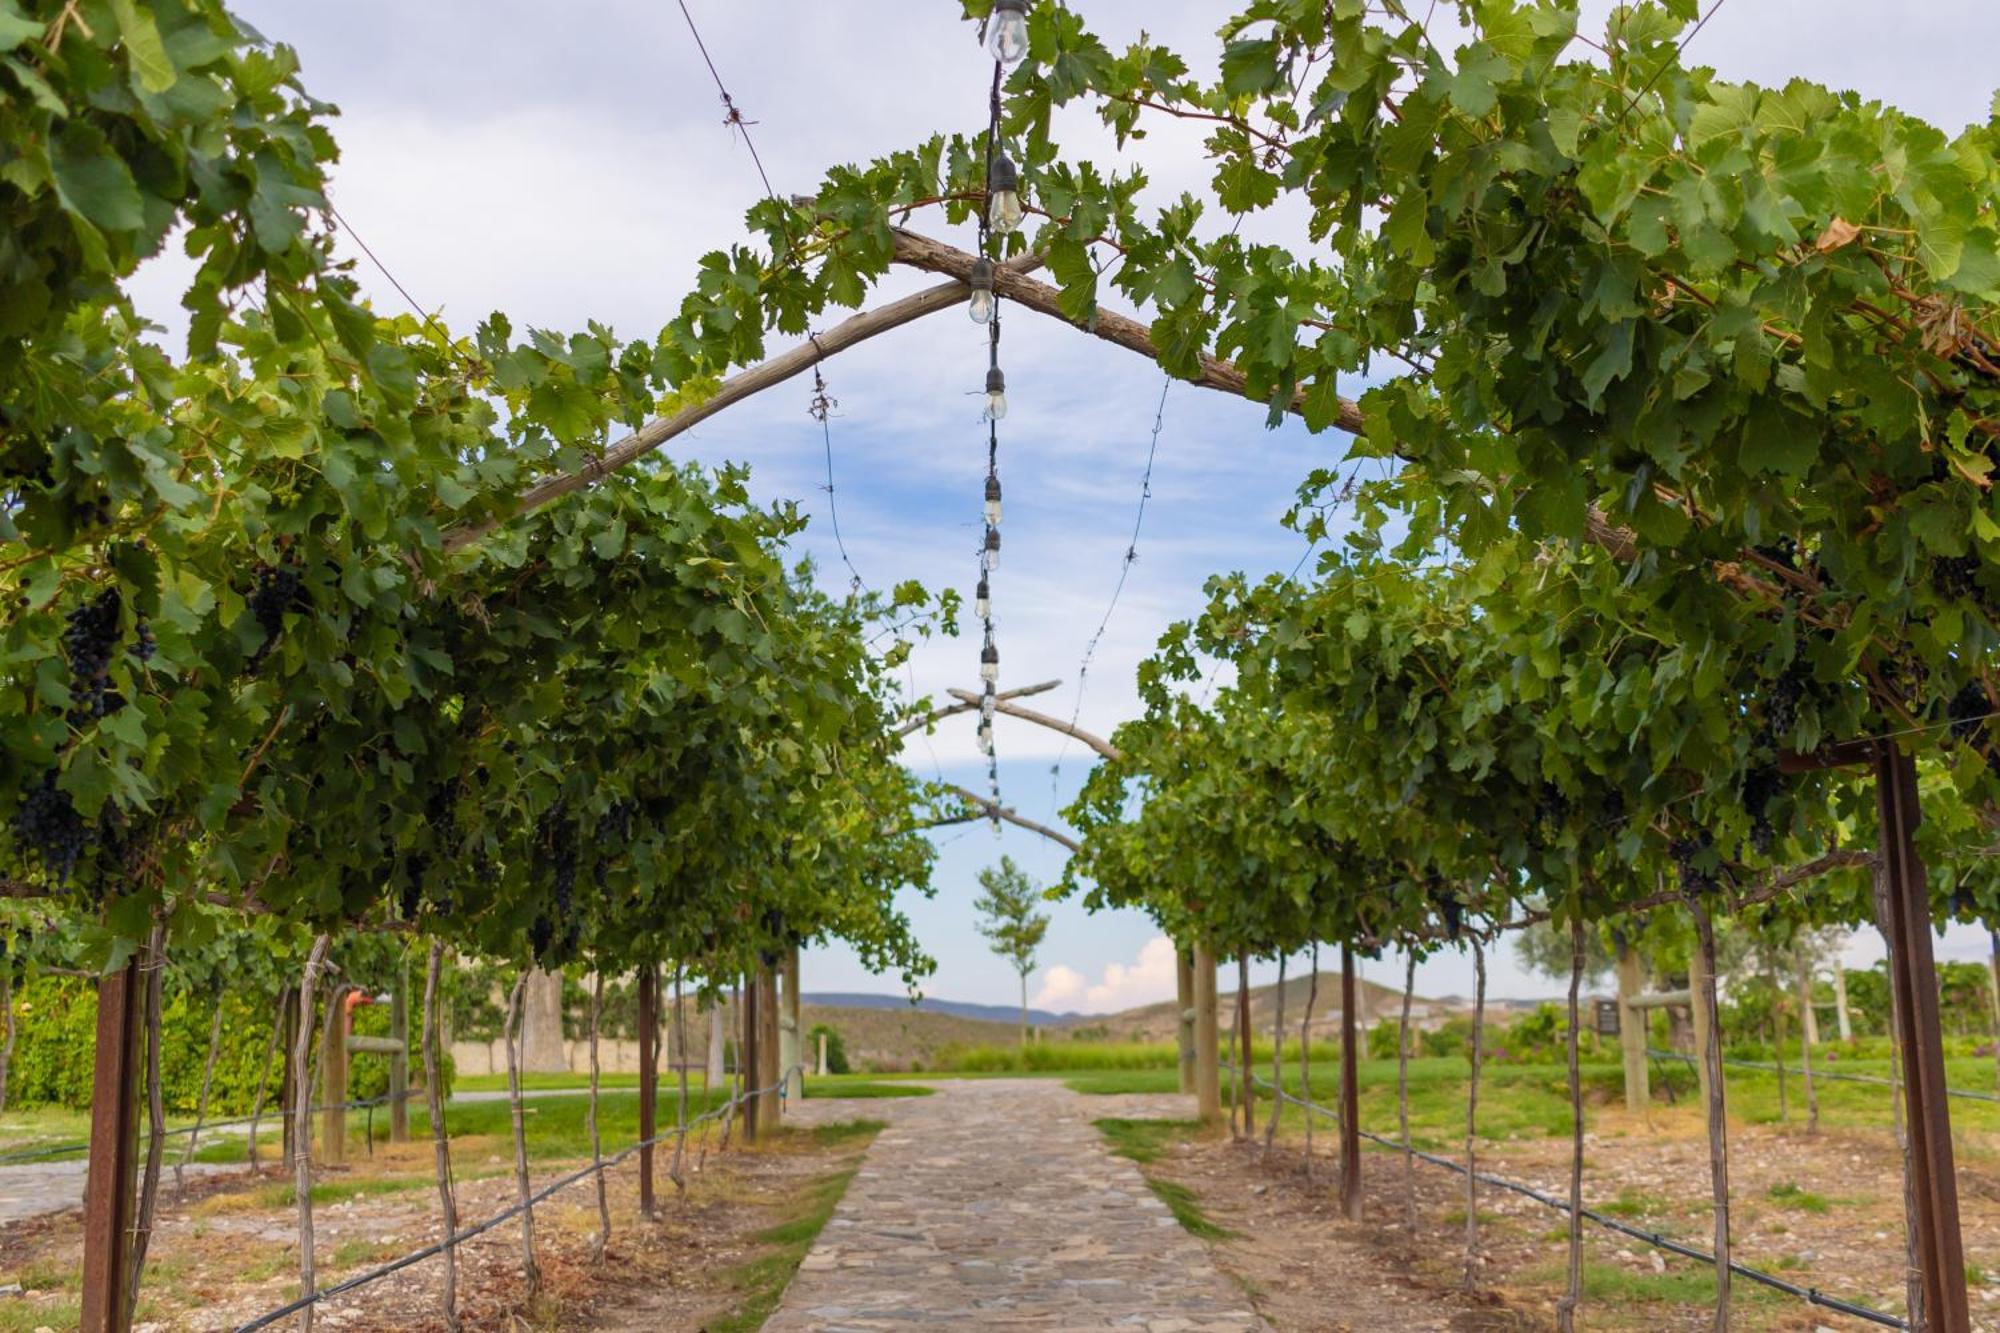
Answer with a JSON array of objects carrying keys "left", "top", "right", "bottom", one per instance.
[{"left": 1066, "top": 1052, "right": 2000, "bottom": 1148}]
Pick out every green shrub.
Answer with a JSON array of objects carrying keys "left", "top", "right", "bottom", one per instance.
[{"left": 6, "top": 976, "right": 449, "bottom": 1116}]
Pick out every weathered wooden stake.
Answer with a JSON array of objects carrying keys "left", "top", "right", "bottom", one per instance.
[
  {"left": 1399, "top": 950, "right": 1415, "bottom": 1233},
  {"left": 1339, "top": 942, "right": 1360, "bottom": 1221},
  {"left": 1796, "top": 947, "right": 1819, "bottom": 1136},
  {"left": 1301, "top": 943, "right": 1319, "bottom": 1181},
  {"left": 1264, "top": 954, "right": 1287, "bottom": 1154},
  {"left": 1176, "top": 945, "right": 1196, "bottom": 1095},
  {"left": 740, "top": 970, "right": 760, "bottom": 1145},
  {"left": 389, "top": 954, "right": 410, "bottom": 1144},
  {"left": 81, "top": 957, "right": 143, "bottom": 1333},
  {"left": 421, "top": 943, "right": 460, "bottom": 1332},
  {"left": 588, "top": 970, "right": 609, "bottom": 1262},
  {"left": 503, "top": 971, "right": 539, "bottom": 1295},
  {"left": 637, "top": 964, "right": 658, "bottom": 1218},
  {"left": 1193, "top": 942, "right": 1221, "bottom": 1125},
  {"left": 1687, "top": 898, "right": 1731, "bottom": 1333},
  {"left": 1615, "top": 937, "right": 1648, "bottom": 1114},
  {"left": 1874, "top": 743, "right": 1970, "bottom": 1332},
  {"left": 1556, "top": 918, "right": 1586, "bottom": 1333},
  {"left": 1463, "top": 939, "right": 1486, "bottom": 1294},
  {"left": 1236, "top": 953, "right": 1255, "bottom": 1138}
]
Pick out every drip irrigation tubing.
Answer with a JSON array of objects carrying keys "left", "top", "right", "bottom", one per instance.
[
  {"left": 0, "top": 1090, "right": 414, "bottom": 1166},
  {"left": 1648, "top": 1046, "right": 2000, "bottom": 1103},
  {"left": 230, "top": 1066, "right": 803, "bottom": 1332},
  {"left": 1222, "top": 1060, "right": 1905, "bottom": 1328}
]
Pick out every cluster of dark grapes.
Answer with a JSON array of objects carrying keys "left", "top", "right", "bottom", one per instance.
[
  {"left": 1752, "top": 537, "right": 1799, "bottom": 570},
  {"left": 528, "top": 913, "right": 555, "bottom": 960},
  {"left": 537, "top": 809, "right": 579, "bottom": 959},
  {"left": 1740, "top": 763, "right": 1782, "bottom": 855},
  {"left": 14, "top": 772, "right": 85, "bottom": 885},
  {"left": 399, "top": 851, "right": 428, "bottom": 921},
  {"left": 595, "top": 799, "right": 637, "bottom": 846},
  {"left": 1533, "top": 781, "right": 1570, "bottom": 836},
  {"left": 1760, "top": 659, "right": 1811, "bottom": 753},
  {"left": 1948, "top": 680, "right": 1991, "bottom": 743},
  {"left": 63, "top": 588, "right": 123, "bottom": 721},
  {"left": 246, "top": 561, "right": 306, "bottom": 669},
  {"left": 1669, "top": 832, "right": 1718, "bottom": 895},
  {"left": 1933, "top": 554, "right": 1986, "bottom": 604}
]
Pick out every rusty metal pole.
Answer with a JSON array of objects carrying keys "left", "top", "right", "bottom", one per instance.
[
  {"left": 81, "top": 960, "right": 143, "bottom": 1333},
  {"left": 637, "top": 966, "right": 657, "bottom": 1219},
  {"left": 1876, "top": 742, "right": 1970, "bottom": 1332},
  {"left": 1340, "top": 943, "right": 1361, "bottom": 1221}
]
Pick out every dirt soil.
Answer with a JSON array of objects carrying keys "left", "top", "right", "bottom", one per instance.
[
  {"left": 0, "top": 1121, "right": 868, "bottom": 1331},
  {"left": 1149, "top": 1099, "right": 2000, "bottom": 1331}
]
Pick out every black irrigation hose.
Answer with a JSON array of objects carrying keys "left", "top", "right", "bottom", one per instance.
[
  {"left": 231, "top": 1067, "right": 803, "bottom": 1332},
  {"left": 1224, "top": 1061, "right": 1906, "bottom": 1329},
  {"left": 0, "top": 1091, "right": 414, "bottom": 1166},
  {"left": 1648, "top": 1046, "right": 2000, "bottom": 1104}
]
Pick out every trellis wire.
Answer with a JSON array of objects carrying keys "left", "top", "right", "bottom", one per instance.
[
  {"left": 1222, "top": 1059, "right": 1905, "bottom": 1329},
  {"left": 1648, "top": 1046, "right": 2000, "bottom": 1104},
  {"left": 0, "top": 1089, "right": 416, "bottom": 1167},
  {"left": 231, "top": 1065, "right": 804, "bottom": 1332}
]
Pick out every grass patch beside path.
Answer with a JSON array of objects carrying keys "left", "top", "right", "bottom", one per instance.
[
  {"left": 1093, "top": 1119, "right": 1235, "bottom": 1241},
  {"left": 707, "top": 1119, "right": 886, "bottom": 1333}
]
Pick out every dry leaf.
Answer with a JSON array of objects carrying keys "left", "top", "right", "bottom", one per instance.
[{"left": 1815, "top": 217, "right": 1861, "bottom": 253}]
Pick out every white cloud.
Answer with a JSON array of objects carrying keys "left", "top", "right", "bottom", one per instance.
[
  {"left": 1032, "top": 964, "right": 1086, "bottom": 1010},
  {"left": 1035, "top": 935, "right": 1180, "bottom": 1014}
]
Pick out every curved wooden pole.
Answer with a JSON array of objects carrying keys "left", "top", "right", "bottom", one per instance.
[
  {"left": 896, "top": 679, "right": 1060, "bottom": 737},
  {"left": 945, "top": 688, "right": 1120, "bottom": 761},
  {"left": 922, "top": 784, "right": 1081, "bottom": 853},
  {"left": 446, "top": 253, "right": 1045, "bottom": 553}
]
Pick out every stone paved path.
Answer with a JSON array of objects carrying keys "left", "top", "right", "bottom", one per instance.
[{"left": 765, "top": 1079, "right": 1266, "bottom": 1331}]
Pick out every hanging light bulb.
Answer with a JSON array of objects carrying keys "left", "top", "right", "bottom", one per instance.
[
  {"left": 977, "top": 718, "right": 994, "bottom": 755},
  {"left": 980, "top": 686, "right": 996, "bottom": 722},
  {"left": 987, "top": 0, "right": 1028, "bottom": 64},
  {"left": 974, "top": 573, "right": 991, "bottom": 620},
  {"left": 984, "top": 474, "right": 1003, "bottom": 526},
  {"left": 983, "top": 524, "right": 1001, "bottom": 571},
  {"left": 983, "top": 367, "right": 1008, "bottom": 421},
  {"left": 968, "top": 256, "right": 996, "bottom": 324},
  {"left": 987, "top": 155, "right": 1024, "bottom": 235},
  {"left": 980, "top": 636, "right": 1000, "bottom": 684}
]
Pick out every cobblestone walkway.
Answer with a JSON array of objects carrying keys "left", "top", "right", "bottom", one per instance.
[{"left": 765, "top": 1079, "right": 1265, "bottom": 1331}]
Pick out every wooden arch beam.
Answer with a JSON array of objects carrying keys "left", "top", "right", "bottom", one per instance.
[
  {"left": 921, "top": 783, "right": 1081, "bottom": 853},
  {"left": 896, "top": 678, "right": 1060, "bottom": 737},
  {"left": 944, "top": 688, "right": 1120, "bottom": 762}
]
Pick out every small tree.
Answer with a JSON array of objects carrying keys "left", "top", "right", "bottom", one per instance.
[{"left": 974, "top": 857, "right": 1051, "bottom": 1047}]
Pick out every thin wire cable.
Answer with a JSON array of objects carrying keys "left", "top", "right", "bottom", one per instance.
[
  {"left": 1616, "top": 0, "right": 1729, "bottom": 122},
  {"left": 673, "top": 0, "right": 783, "bottom": 217},
  {"left": 806, "top": 348, "right": 866, "bottom": 595},
  {"left": 1046, "top": 380, "right": 1171, "bottom": 814},
  {"left": 324, "top": 203, "right": 463, "bottom": 364}
]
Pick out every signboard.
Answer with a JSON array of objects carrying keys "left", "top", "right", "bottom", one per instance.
[{"left": 1594, "top": 998, "right": 1621, "bottom": 1036}]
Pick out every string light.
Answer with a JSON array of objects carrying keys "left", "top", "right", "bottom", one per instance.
[
  {"left": 975, "top": 573, "right": 991, "bottom": 619},
  {"left": 983, "top": 525, "right": 1002, "bottom": 571},
  {"left": 985, "top": 475, "right": 1004, "bottom": 526},
  {"left": 987, "top": 155, "right": 1024, "bottom": 234},
  {"left": 987, "top": 0, "right": 1028, "bottom": 64},
  {"left": 968, "top": 257, "right": 996, "bottom": 324},
  {"left": 983, "top": 367, "right": 1009, "bottom": 421},
  {"left": 981, "top": 636, "right": 1000, "bottom": 684}
]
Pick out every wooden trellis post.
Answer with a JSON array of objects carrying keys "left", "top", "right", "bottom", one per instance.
[
  {"left": 740, "top": 969, "right": 760, "bottom": 1145},
  {"left": 389, "top": 959, "right": 410, "bottom": 1144},
  {"left": 1175, "top": 946, "right": 1196, "bottom": 1095},
  {"left": 1784, "top": 740, "right": 1969, "bottom": 1331},
  {"left": 80, "top": 959, "right": 143, "bottom": 1333}
]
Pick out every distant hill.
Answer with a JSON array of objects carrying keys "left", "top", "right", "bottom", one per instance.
[{"left": 803, "top": 991, "right": 1075, "bottom": 1027}]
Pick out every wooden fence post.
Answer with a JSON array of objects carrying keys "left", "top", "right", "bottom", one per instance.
[
  {"left": 758, "top": 963, "right": 781, "bottom": 1131},
  {"left": 80, "top": 959, "right": 143, "bottom": 1333},
  {"left": 782, "top": 945, "right": 804, "bottom": 1100},
  {"left": 1236, "top": 953, "right": 1255, "bottom": 1137},
  {"left": 321, "top": 988, "right": 350, "bottom": 1166}
]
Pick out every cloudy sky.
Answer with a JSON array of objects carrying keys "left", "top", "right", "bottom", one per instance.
[{"left": 147, "top": 1, "right": 2000, "bottom": 1012}]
